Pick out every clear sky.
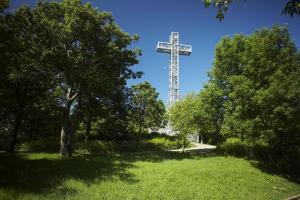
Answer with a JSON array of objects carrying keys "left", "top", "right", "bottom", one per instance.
[{"left": 9, "top": 0, "right": 300, "bottom": 104}]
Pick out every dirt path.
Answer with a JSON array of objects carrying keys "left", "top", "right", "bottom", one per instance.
[{"left": 170, "top": 142, "right": 216, "bottom": 152}]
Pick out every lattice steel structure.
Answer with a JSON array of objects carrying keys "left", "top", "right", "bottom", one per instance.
[{"left": 156, "top": 32, "right": 192, "bottom": 107}]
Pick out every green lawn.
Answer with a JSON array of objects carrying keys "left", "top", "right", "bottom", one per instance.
[{"left": 0, "top": 151, "right": 299, "bottom": 200}]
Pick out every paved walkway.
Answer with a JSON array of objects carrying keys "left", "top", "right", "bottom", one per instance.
[{"left": 170, "top": 142, "right": 216, "bottom": 152}]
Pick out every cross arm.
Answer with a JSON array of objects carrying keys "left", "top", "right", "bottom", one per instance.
[
  {"left": 157, "top": 42, "right": 171, "bottom": 54},
  {"left": 178, "top": 44, "right": 192, "bottom": 56}
]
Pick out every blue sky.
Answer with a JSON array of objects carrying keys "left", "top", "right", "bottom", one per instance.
[{"left": 10, "top": 0, "right": 300, "bottom": 104}]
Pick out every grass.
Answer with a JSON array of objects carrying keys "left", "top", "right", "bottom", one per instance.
[{"left": 0, "top": 151, "right": 299, "bottom": 200}]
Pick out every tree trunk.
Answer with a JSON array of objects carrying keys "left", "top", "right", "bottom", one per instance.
[
  {"left": 9, "top": 106, "right": 24, "bottom": 153},
  {"left": 60, "top": 86, "right": 76, "bottom": 157},
  {"left": 200, "top": 134, "right": 204, "bottom": 144},
  {"left": 138, "top": 113, "right": 144, "bottom": 134},
  {"left": 85, "top": 116, "right": 91, "bottom": 141},
  {"left": 138, "top": 120, "right": 143, "bottom": 134},
  {"left": 181, "top": 135, "right": 186, "bottom": 152},
  {"left": 60, "top": 100, "right": 72, "bottom": 156}
]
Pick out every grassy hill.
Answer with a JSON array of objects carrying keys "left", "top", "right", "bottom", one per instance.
[{"left": 0, "top": 151, "right": 299, "bottom": 200}]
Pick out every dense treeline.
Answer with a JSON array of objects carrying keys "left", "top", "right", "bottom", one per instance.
[
  {"left": 0, "top": 0, "right": 165, "bottom": 156},
  {"left": 169, "top": 25, "right": 300, "bottom": 174}
]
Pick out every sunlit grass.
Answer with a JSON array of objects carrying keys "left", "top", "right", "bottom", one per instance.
[{"left": 0, "top": 152, "right": 299, "bottom": 200}]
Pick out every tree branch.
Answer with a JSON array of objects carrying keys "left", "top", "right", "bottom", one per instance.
[{"left": 70, "top": 92, "right": 77, "bottom": 101}]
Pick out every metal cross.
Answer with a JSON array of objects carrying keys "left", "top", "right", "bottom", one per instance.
[{"left": 156, "top": 32, "right": 192, "bottom": 107}]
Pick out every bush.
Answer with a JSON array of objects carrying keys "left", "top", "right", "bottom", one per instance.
[
  {"left": 252, "top": 141, "right": 300, "bottom": 178},
  {"left": 18, "top": 137, "right": 60, "bottom": 153},
  {"left": 116, "top": 140, "right": 151, "bottom": 152},
  {"left": 218, "top": 138, "right": 247, "bottom": 157},
  {"left": 148, "top": 137, "right": 181, "bottom": 150},
  {"left": 75, "top": 140, "right": 116, "bottom": 154},
  {"left": 0, "top": 125, "right": 11, "bottom": 151},
  {"left": 75, "top": 134, "right": 184, "bottom": 154}
]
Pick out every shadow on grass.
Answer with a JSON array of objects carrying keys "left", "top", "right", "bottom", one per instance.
[
  {"left": 0, "top": 150, "right": 209, "bottom": 196},
  {"left": 249, "top": 159, "right": 300, "bottom": 184},
  {"left": 215, "top": 147, "right": 300, "bottom": 184}
]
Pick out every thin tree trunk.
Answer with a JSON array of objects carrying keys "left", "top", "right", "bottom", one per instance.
[
  {"left": 200, "top": 133, "right": 204, "bottom": 144},
  {"left": 85, "top": 116, "right": 91, "bottom": 141},
  {"left": 9, "top": 106, "right": 24, "bottom": 153},
  {"left": 60, "top": 86, "right": 77, "bottom": 157},
  {"left": 60, "top": 100, "right": 72, "bottom": 156},
  {"left": 138, "top": 112, "right": 144, "bottom": 134},
  {"left": 181, "top": 135, "right": 186, "bottom": 152}
]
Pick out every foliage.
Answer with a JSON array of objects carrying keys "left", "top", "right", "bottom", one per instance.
[
  {"left": 0, "top": 5, "right": 56, "bottom": 152},
  {"left": 204, "top": 0, "right": 300, "bottom": 21},
  {"left": 74, "top": 133, "right": 182, "bottom": 154},
  {"left": 38, "top": 0, "right": 141, "bottom": 156},
  {"left": 195, "top": 83, "right": 224, "bottom": 144},
  {"left": 0, "top": 152, "right": 300, "bottom": 199},
  {"left": 168, "top": 88, "right": 224, "bottom": 147},
  {"left": 128, "top": 82, "right": 166, "bottom": 134},
  {"left": 283, "top": 0, "right": 300, "bottom": 16},
  {"left": 0, "top": 0, "right": 142, "bottom": 156},
  {"left": 148, "top": 137, "right": 182, "bottom": 150},
  {"left": 170, "top": 25, "right": 300, "bottom": 175},
  {"left": 218, "top": 137, "right": 247, "bottom": 156},
  {"left": 17, "top": 137, "right": 60, "bottom": 153},
  {"left": 75, "top": 140, "right": 116, "bottom": 154},
  {"left": 0, "top": 0, "right": 9, "bottom": 12},
  {"left": 200, "top": 25, "right": 300, "bottom": 173},
  {"left": 168, "top": 94, "right": 199, "bottom": 150}
]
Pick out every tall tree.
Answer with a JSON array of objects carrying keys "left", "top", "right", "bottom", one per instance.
[
  {"left": 204, "top": 26, "right": 300, "bottom": 170},
  {"left": 0, "top": 0, "right": 141, "bottom": 156},
  {"left": 129, "top": 82, "right": 166, "bottom": 134},
  {"left": 0, "top": 6, "right": 53, "bottom": 152},
  {"left": 195, "top": 83, "right": 224, "bottom": 144},
  {"left": 34, "top": 0, "right": 141, "bottom": 156}
]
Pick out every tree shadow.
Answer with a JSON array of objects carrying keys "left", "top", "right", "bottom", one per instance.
[
  {"left": 249, "top": 159, "right": 300, "bottom": 184},
  {"left": 215, "top": 148, "right": 300, "bottom": 184},
  {"left": 0, "top": 150, "right": 212, "bottom": 196},
  {"left": 0, "top": 153, "right": 136, "bottom": 195}
]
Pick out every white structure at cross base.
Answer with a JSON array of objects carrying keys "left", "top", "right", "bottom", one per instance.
[{"left": 157, "top": 32, "right": 192, "bottom": 107}]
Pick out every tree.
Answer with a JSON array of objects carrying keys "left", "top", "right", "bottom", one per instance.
[
  {"left": 129, "top": 82, "right": 165, "bottom": 134},
  {"left": 168, "top": 94, "right": 199, "bottom": 151},
  {"left": 34, "top": 0, "right": 141, "bottom": 156},
  {"left": 203, "top": 0, "right": 300, "bottom": 21},
  {"left": 195, "top": 83, "right": 224, "bottom": 144},
  {"left": 0, "top": 0, "right": 9, "bottom": 12},
  {"left": 0, "top": 6, "right": 54, "bottom": 152},
  {"left": 167, "top": 84, "right": 223, "bottom": 146},
  {"left": 205, "top": 25, "right": 300, "bottom": 171},
  {"left": 283, "top": 0, "right": 300, "bottom": 16},
  {"left": 0, "top": 0, "right": 142, "bottom": 156}
]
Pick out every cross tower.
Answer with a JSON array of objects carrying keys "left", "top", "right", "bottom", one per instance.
[{"left": 156, "top": 32, "right": 192, "bottom": 107}]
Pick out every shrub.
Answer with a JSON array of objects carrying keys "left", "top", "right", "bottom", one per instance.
[
  {"left": 148, "top": 137, "right": 180, "bottom": 150},
  {"left": 75, "top": 140, "right": 116, "bottom": 154},
  {"left": 18, "top": 137, "right": 60, "bottom": 153},
  {"left": 218, "top": 137, "right": 247, "bottom": 157},
  {"left": 75, "top": 134, "right": 184, "bottom": 154}
]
